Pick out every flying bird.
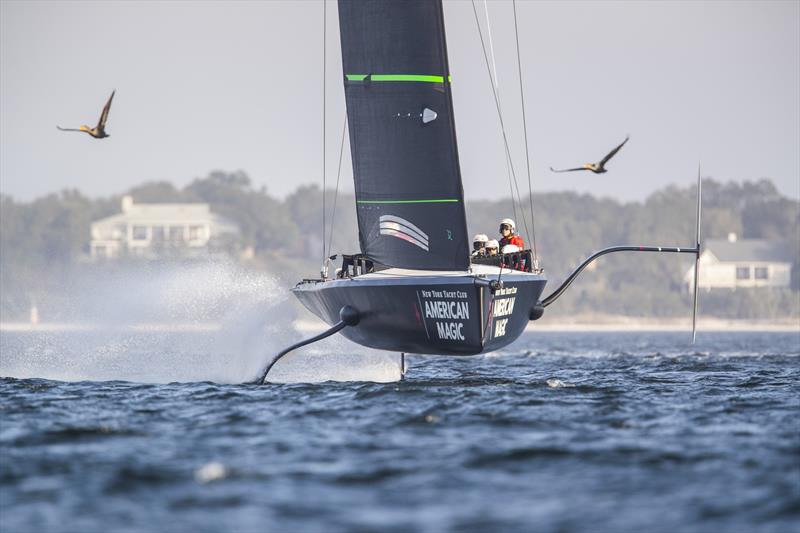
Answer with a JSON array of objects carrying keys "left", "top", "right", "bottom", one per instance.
[
  {"left": 550, "top": 135, "right": 630, "bottom": 174},
  {"left": 57, "top": 90, "right": 115, "bottom": 139}
]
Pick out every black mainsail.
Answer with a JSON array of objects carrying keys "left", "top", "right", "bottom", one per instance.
[{"left": 338, "top": 0, "right": 469, "bottom": 271}]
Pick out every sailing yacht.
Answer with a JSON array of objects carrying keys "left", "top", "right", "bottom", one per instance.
[
  {"left": 255, "top": 0, "right": 700, "bottom": 383},
  {"left": 293, "top": 0, "right": 547, "bottom": 356}
]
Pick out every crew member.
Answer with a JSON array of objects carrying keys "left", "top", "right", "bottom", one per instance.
[
  {"left": 499, "top": 218, "right": 525, "bottom": 249},
  {"left": 485, "top": 239, "right": 499, "bottom": 256},
  {"left": 472, "top": 234, "right": 489, "bottom": 257}
]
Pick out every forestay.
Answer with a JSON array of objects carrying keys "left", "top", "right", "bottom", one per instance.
[{"left": 338, "top": 0, "right": 470, "bottom": 271}]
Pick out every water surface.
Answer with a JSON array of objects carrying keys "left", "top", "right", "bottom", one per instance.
[{"left": 1, "top": 331, "right": 798, "bottom": 532}]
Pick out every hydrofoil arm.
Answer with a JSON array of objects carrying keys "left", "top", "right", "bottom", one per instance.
[
  {"left": 540, "top": 245, "right": 698, "bottom": 308},
  {"left": 251, "top": 305, "right": 360, "bottom": 384},
  {"left": 537, "top": 171, "right": 702, "bottom": 343}
]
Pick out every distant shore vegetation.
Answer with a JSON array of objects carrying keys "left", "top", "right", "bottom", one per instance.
[{"left": 1, "top": 170, "right": 797, "bottom": 321}]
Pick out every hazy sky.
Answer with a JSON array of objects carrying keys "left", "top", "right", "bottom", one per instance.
[{"left": 1, "top": 0, "right": 798, "bottom": 202}]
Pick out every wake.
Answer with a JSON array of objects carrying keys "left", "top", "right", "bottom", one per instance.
[{"left": 0, "top": 260, "right": 402, "bottom": 384}]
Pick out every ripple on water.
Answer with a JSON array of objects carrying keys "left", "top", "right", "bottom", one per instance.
[
  {"left": 9, "top": 426, "right": 146, "bottom": 447},
  {"left": 0, "top": 331, "right": 798, "bottom": 532}
]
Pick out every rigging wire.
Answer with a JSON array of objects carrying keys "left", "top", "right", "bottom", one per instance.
[
  {"left": 482, "top": 0, "right": 518, "bottom": 233},
  {"left": 470, "top": 0, "right": 531, "bottom": 244},
  {"left": 503, "top": 140, "right": 518, "bottom": 226},
  {"left": 483, "top": 0, "right": 499, "bottom": 90},
  {"left": 321, "top": 0, "right": 327, "bottom": 269},
  {"left": 512, "top": 0, "right": 540, "bottom": 269},
  {"left": 326, "top": 115, "right": 348, "bottom": 258}
]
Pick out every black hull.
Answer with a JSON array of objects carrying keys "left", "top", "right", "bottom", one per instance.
[{"left": 293, "top": 269, "right": 547, "bottom": 356}]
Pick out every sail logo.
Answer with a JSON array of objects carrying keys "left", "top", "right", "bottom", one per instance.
[
  {"left": 417, "top": 288, "right": 471, "bottom": 342},
  {"left": 379, "top": 215, "right": 429, "bottom": 251},
  {"left": 424, "top": 299, "right": 469, "bottom": 320},
  {"left": 491, "top": 286, "right": 517, "bottom": 339}
]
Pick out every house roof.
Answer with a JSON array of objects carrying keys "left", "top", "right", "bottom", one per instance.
[
  {"left": 92, "top": 203, "right": 238, "bottom": 233},
  {"left": 705, "top": 238, "right": 794, "bottom": 263}
]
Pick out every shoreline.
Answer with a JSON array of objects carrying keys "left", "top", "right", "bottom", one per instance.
[
  {"left": 529, "top": 314, "right": 799, "bottom": 332},
  {"left": 526, "top": 321, "right": 799, "bottom": 332}
]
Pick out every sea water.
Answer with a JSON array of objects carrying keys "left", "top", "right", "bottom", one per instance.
[{"left": 1, "top": 330, "right": 798, "bottom": 532}]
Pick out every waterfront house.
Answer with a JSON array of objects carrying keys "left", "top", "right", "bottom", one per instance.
[
  {"left": 90, "top": 196, "right": 239, "bottom": 259},
  {"left": 684, "top": 233, "right": 793, "bottom": 291}
]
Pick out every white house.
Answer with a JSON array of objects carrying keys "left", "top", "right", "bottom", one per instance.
[
  {"left": 90, "top": 196, "right": 239, "bottom": 259},
  {"left": 684, "top": 233, "right": 794, "bottom": 291}
]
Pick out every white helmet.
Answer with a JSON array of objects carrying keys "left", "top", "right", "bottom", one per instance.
[
  {"left": 485, "top": 239, "right": 499, "bottom": 250},
  {"left": 472, "top": 233, "right": 489, "bottom": 253},
  {"left": 499, "top": 218, "right": 516, "bottom": 233},
  {"left": 501, "top": 244, "right": 520, "bottom": 254}
]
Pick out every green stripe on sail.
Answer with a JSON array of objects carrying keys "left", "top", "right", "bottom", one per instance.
[
  {"left": 346, "top": 74, "right": 450, "bottom": 83},
  {"left": 356, "top": 199, "right": 459, "bottom": 204}
]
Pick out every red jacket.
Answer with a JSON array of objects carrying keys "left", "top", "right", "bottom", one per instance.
[{"left": 500, "top": 235, "right": 525, "bottom": 250}]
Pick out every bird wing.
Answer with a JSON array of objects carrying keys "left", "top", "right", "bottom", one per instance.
[
  {"left": 598, "top": 135, "right": 629, "bottom": 167},
  {"left": 550, "top": 166, "right": 589, "bottom": 173},
  {"left": 97, "top": 90, "right": 115, "bottom": 129},
  {"left": 56, "top": 126, "right": 83, "bottom": 132}
]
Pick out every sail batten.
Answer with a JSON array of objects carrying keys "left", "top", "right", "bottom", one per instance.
[
  {"left": 338, "top": 0, "right": 470, "bottom": 271},
  {"left": 345, "top": 74, "right": 450, "bottom": 83},
  {"left": 356, "top": 199, "right": 459, "bottom": 204}
]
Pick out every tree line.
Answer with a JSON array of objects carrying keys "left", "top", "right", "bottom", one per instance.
[{"left": 0, "top": 171, "right": 797, "bottom": 320}]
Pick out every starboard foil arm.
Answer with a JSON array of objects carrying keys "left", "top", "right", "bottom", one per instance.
[
  {"left": 538, "top": 174, "right": 703, "bottom": 342},
  {"left": 539, "top": 245, "right": 699, "bottom": 308},
  {"left": 252, "top": 306, "right": 360, "bottom": 384}
]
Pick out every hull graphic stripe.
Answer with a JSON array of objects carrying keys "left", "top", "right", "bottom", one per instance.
[{"left": 415, "top": 291, "right": 431, "bottom": 339}]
